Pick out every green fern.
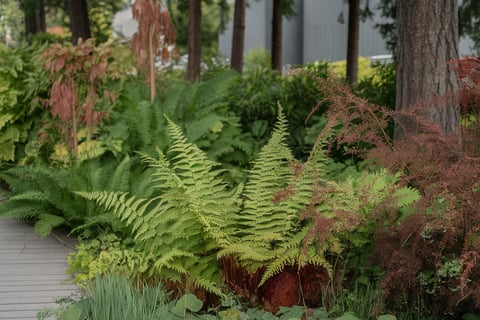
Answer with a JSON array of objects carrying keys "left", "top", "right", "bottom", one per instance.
[
  {"left": 218, "top": 106, "right": 328, "bottom": 286},
  {"left": 159, "top": 71, "right": 254, "bottom": 177},
  {"left": 219, "top": 106, "right": 422, "bottom": 287},
  {"left": 0, "top": 156, "right": 136, "bottom": 238},
  {"left": 78, "top": 117, "right": 242, "bottom": 294}
]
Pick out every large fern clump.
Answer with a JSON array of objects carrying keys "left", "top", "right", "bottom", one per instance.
[
  {"left": 0, "top": 156, "right": 134, "bottom": 238},
  {"left": 78, "top": 118, "right": 242, "bottom": 295},
  {"left": 218, "top": 107, "right": 327, "bottom": 286},
  {"left": 219, "top": 106, "right": 421, "bottom": 288}
]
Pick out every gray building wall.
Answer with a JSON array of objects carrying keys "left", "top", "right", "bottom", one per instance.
[
  {"left": 219, "top": 0, "right": 390, "bottom": 65},
  {"left": 302, "top": 0, "right": 389, "bottom": 63},
  {"left": 219, "top": 0, "right": 305, "bottom": 65},
  {"left": 219, "top": 0, "right": 476, "bottom": 66}
]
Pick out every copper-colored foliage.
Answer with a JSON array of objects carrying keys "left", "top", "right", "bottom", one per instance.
[
  {"left": 131, "top": 0, "right": 178, "bottom": 78},
  {"left": 42, "top": 39, "right": 115, "bottom": 154},
  {"left": 297, "top": 64, "right": 480, "bottom": 315}
]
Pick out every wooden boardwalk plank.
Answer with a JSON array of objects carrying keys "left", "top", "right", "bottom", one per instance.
[{"left": 0, "top": 218, "right": 78, "bottom": 320}]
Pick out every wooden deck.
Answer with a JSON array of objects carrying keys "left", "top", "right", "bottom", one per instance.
[{"left": 0, "top": 218, "right": 78, "bottom": 319}]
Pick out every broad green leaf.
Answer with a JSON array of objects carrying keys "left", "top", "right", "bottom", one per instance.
[
  {"left": 172, "top": 293, "right": 203, "bottom": 316},
  {"left": 59, "top": 304, "right": 82, "bottom": 320}
]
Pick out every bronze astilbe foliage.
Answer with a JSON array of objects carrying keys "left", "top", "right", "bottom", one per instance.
[
  {"left": 131, "top": 0, "right": 178, "bottom": 102},
  {"left": 306, "top": 70, "right": 480, "bottom": 316}
]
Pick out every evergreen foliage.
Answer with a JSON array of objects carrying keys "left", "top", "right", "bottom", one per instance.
[{"left": 0, "top": 156, "right": 134, "bottom": 238}]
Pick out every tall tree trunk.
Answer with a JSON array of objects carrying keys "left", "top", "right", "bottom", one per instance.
[
  {"left": 187, "top": 0, "right": 202, "bottom": 82},
  {"left": 230, "top": 0, "right": 246, "bottom": 73},
  {"left": 346, "top": 0, "right": 360, "bottom": 86},
  {"left": 67, "top": 0, "right": 91, "bottom": 44},
  {"left": 271, "top": 0, "right": 283, "bottom": 71},
  {"left": 395, "top": 0, "right": 460, "bottom": 139},
  {"left": 23, "top": 0, "right": 46, "bottom": 38}
]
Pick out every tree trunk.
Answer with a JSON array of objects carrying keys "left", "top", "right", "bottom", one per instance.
[
  {"left": 230, "top": 0, "right": 246, "bottom": 73},
  {"left": 346, "top": 0, "right": 360, "bottom": 86},
  {"left": 23, "top": 0, "right": 46, "bottom": 37},
  {"left": 186, "top": 0, "right": 202, "bottom": 82},
  {"left": 67, "top": 0, "right": 91, "bottom": 44},
  {"left": 271, "top": 0, "right": 283, "bottom": 71},
  {"left": 395, "top": 0, "right": 460, "bottom": 139}
]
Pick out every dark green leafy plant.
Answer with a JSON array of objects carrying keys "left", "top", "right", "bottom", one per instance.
[
  {"left": 354, "top": 62, "right": 396, "bottom": 111},
  {"left": 105, "top": 70, "right": 254, "bottom": 184},
  {"left": 0, "top": 155, "right": 135, "bottom": 238},
  {"left": 226, "top": 62, "right": 330, "bottom": 160},
  {"left": 0, "top": 43, "right": 50, "bottom": 162}
]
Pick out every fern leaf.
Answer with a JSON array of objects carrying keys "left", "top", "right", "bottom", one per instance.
[
  {"left": 8, "top": 191, "right": 48, "bottom": 202},
  {"left": 34, "top": 214, "right": 66, "bottom": 238},
  {"left": 0, "top": 202, "right": 48, "bottom": 219},
  {"left": 393, "top": 186, "right": 421, "bottom": 208}
]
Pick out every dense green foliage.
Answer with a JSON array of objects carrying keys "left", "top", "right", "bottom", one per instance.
[
  {"left": 69, "top": 110, "right": 419, "bottom": 305},
  {"left": 1, "top": 39, "right": 479, "bottom": 319},
  {"left": 0, "top": 43, "right": 49, "bottom": 161},
  {"left": 78, "top": 117, "right": 241, "bottom": 295},
  {"left": 0, "top": 156, "right": 134, "bottom": 237}
]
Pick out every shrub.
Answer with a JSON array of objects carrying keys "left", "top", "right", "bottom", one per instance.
[
  {"left": 308, "top": 73, "right": 480, "bottom": 317},
  {"left": 355, "top": 62, "right": 396, "bottom": 111},
  {"left": 0, "top": 42, "right": 50, "bottom": 162},
  {"left": 226, "top": 61, "right": 330, "bottom": 160}
]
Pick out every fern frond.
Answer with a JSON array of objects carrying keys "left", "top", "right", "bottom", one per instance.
[
  {"left": 8, "top": 191, "right": 48, "bottom": 203},
  {"left": 221, "top": 106, "right": 318, "bottom": 285},
  {"left": 34, "top": 214, "right": 66, "bottom": 238},
  {"left": 0, "top": 202, "right": 49, "bottom": 220},
  {"left": 392, "top": 186, "right": 421, "bottom": 208},
  {"left": 78, "top": 117, "right": 242, "bottom": 294}
]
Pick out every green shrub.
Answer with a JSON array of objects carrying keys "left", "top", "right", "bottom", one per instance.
[
  {"left": 226, "top": 61, "right": 330, "bottom": 161},
  {"left": 354, "top": 62, "right": 396, "bottom": 110},
  {"left": 104, "top": 70, "right": 254, "bottom": 185},
  {"left": 0, "top": 42, "right": 50, "bottom": 162},
  {"left": 329, "top": 56, "right": 375, "bottom": 82}
]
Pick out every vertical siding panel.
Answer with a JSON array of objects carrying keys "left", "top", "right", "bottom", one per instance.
[{"left": 219, "top": 0, "right": 392, "bottom": 64}]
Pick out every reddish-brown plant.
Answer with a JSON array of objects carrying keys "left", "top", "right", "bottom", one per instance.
[
  {"left": 131, "top": 0, "right": 177, "bottom": 102},
  {"left": 43, "top": 39, "right": 118, "bottom": 156},
  {"left": 306, "top": 67, "right": 480, "bottom": 316}
]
